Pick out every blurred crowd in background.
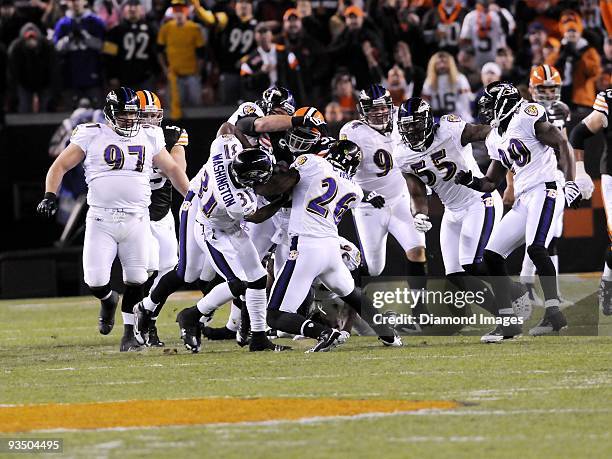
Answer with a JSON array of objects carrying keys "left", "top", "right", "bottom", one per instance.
[{"left": 0, "top": 0, "right": 611, "bottom": 123}]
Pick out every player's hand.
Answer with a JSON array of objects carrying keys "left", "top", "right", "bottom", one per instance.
[
  {"left": 37, "top": 192, "right": 58, "bottom": 218},
  {"left": 574, "top": 161, "right": 594, "bottom": 200},
  {"left": 564, "top": 181, "right": 582, "bottom": 209},
  {"left": 364, "top": 191, "right": 385, "bottom": 208},
  {"left": 413, "top": 213, "right": 432, "bottom": 233},
  {"left": 454, "top": 170, "right": 473, "bottom": 186},
  {"left": 164, "top": 125, "right": 182, "bottom": 150}
]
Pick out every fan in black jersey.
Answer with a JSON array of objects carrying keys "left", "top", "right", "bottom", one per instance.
[
  {"left": 103, "top": 1, "right": 158, "bottom": 89},
  {"left": 422, "top": 0, "right": 468, "bottom": 56},
  {"left": 570, "top": 88, "right": 612, "bottom": 315},
  {"left": 132, "top": 89, "right": 188, "bottom": 346}
]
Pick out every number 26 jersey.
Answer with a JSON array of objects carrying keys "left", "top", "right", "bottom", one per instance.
[
  {"left": 485, "top": 101, "right": 558, "bottom": 198},
  {"left": 70, "top": 123, "right": 166, "bottom": 211},
  {"left": 289, "top": 155, "right": 363, "bottom": 239}
]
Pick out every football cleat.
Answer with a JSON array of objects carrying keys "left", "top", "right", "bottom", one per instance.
[
  {"left": 147, "top": 324, "right": 165, "bottom": 347},
  {"left": 202, "top": 326, "right": 237, "bottom": 341},
  {"left": 176, "top": 308, "right": 201, "bottom": 353},
  {"left": 306, "top": 329, "right": 349, "bottom": 353},
  {"left": 379, "top": 330, "right": 403, "bottom": 347},
  {"left": 132, "top": 302, "right": 152, "bottom": 345},
  {"left": 524, "top": 282, "right": 544, "bottom": 307},
  {"left": 598, "top": 280, "right": 612, "bottom": 316},
  {"left": 529, "top": 306, "right": 567, "bottom": 336},
  {"left": 249, "top": 332, "right": 292, "bottom": 352},
  {"left": 512, "top": 291, "right": 533, "bottom": 321},
  {"left": 98, "top": 291, "right": 119, "bottom": 335},
  {"left": 120, "top": 331, "right": 143, "bottom": 352},
  {"left": 480, "top": 322, "right": 523, "bottom": 343}
]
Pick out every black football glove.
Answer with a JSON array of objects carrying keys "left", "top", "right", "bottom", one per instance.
[
  {"left": 37, "top": 192, "right": 58, "bottom": 218},
  {"left": 163, "top": 125, "right": 182, "bottom": 150},
  {"left": 364, "top": 191, "right": 385, "bottom": 209},
  {"left": 454, "top": 170, "right": 483, "bottom": 190},
  {"left": 564, "top": 180, "right": 582, "bottom": 209}
]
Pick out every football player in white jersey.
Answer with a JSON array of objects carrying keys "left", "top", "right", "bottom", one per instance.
[
  {"left": 339, "top": 85, "right": 429, "bottom": 327},
  {"left": 256, "top": 140, "right": 401, "bottom": 352},
  {"left": 512, "top": 66, "right": 594, "bottom": 311},
  {"left": 176, "top": 131, "right": 291, "bottom": 353},
  {"left": 393, "top": 97, "right": 510, "bottom": 342},
  {"left": 37, "top": 88, "right": 190, "bottom": 351},
  {"left": 455, "top": 82, "right": 581, "bottom": 336}
]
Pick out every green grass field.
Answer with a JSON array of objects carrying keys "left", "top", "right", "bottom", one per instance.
[{"left": 1, "top": 289, "right": 612, "bottom": 459}]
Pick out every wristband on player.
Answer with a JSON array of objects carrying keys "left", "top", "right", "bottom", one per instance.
[{"left": 569, "top": 121, "right": 594, "bottom": 149}]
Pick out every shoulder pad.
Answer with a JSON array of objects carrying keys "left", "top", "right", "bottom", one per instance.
[{"left": 523, "top": 103, "right": 541, "bottom": 117}]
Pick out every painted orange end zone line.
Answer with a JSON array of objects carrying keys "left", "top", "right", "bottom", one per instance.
[{"left": 0, "top": 398, "right": 460, "bottom": 433}]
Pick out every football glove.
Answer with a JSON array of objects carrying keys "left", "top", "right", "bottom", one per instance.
[
  {"left": 574, "top": 161, "right": 594, "bottom": 200},
  {"left": 454, "top": 170, "right": 483, "bottom": 190},
  {"left": 413, "top": 213, "right": 432, "bottom": 233},
  {"left": 163, "top": 125, "right": 182, "bottom": 150},
  {"left": 363, "top": 191, "right": 385, "bottom": 209},
  {"left": 563, "top": 181, "right": 582, "bottom": 209},
  {"left": 37, "top": 192, "right": 58, "bottom": 218}
]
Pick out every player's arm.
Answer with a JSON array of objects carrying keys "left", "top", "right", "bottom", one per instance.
[
  {"left": 404, "top": 173, "right": 432, "bottom": 233},
  {"left": 535, "top": 120, "right": 575, "bottom": 182},
  {"left": 244, "top": 194, "right": 290, "bottom": 223},
  {"left": 37, "top": 143, "right": 86, "bottom": 217},
  {"left": 235, "top": 111, "right": 325, "bottom": 135},
  {"left": 503, "top": 170, "right": 515, "bottom": 207},
  {"left": 569, "top": 110, "right": 606, "bottom": 161},
  {"left": 153, "top": 148, "right": 190, "bottom": 196},
  {"left": 361, "top": 188, "right": 385, "bottom": 208},
  {"left": 216, "top": 122, "right": 252, "bottom": 147},
  {"left": 455, "top": 160, "right": 506, "bottom": 192},
  {"left": 460, "top": 123, "right": 492, "bottom": 146},
  {"left": 254, "top": 169, "right": 300, "bottom": 197}
]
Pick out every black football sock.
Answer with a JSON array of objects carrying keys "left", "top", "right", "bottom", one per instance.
[
  {"left": 198, "top": 274, "right": 224, "bottom": 297},
  {"left": 527, "top": 244, "right": 558, "bottom": 302},
  {"left": 341, "top": 287, "right": 394, "bottom": 338},
  {"left": 122, "top": 284, "right": 144, "bottom": 316},
  {"left": 150, "top": 269, "right": 184, "bottom": 308},
  {"left": 267, "top": 309, "right": 327, "bottom": 339},
  {"left": 483, "top": 250, "right": 513, "bottom": 314},
  {"left": 407, "top": 260, "right": 429, "bottom": 316}
]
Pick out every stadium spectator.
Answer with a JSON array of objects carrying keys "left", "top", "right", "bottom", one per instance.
[
  {"left": 519, "top": 21, "right": 561, "bottom": 68},
  {"left": 385, "top": 65, "right": 412, "bottom": 105},
  {"left": 278, "top": 8, "right": 328, "bottom": 106},
  {"left": 1, "top": 0, "right": 28, "bottom": 48},
  {"left": 514, "top": 0, "right": 564, "bottom": 39},
  {"left": 255, "top": 0, "right": 293, "bottom": 22},
  {"left": 157, "top": 0, "right": 205, "bottom": 117},
  {"left": 93, "top": 0, "right": 121, "bottom": 29},
  {"left": 41, "top": 0, "right": 66, "bottom": 32},
  {"left": 104, "top": 0, "right": 158, "bottom": 91},
  {"left": 240, "top": 22, "right": 304, "bottom": 103},
  {"left": 192, "top": 0, "right": 257, "bottom": 104},
  {"left": 329, "top": 5, "right": 386, "bottom": 89},
  {"left": 324, "top": 100, "right": 343, "bottom": 137},
  {"left": 422, "top": 50, "right": 473, "bottom": 121},
  {"left": 422, "top": 0, "right": 467, "bottom": 56},
  {"left": 330, "top": 70, "right": 358, "bottom": 120},
  {"left": 395, "top": 0, "right": 428, "bottom": 68},
  {"left": 472, "top": 61, "right": 501, "bottom": 119},
  {"left": 598, "top": 36, "right": 612, "bottom": 92},
  {"left": 54, "top": 0, "right": 106, "bottom": 109},
  {"left": 296, "top": 0, "right": 328, "bottom": 44},
  {"left": 556, "top": 10, "right": 601, "bottom": 110},
  {"left": 8, "top": 22, "right": 57, "bottom": 113},
  {"left": 456, "top": 45, "right": 480, "bottom": 91},
  {"left": 495, "top": 46, "right": 525, "bottom": 84},
  {"left": 393, "top": 41, "right": 425, "bottom": 97},
  {"left": 460, "top": 0, "right": 515, "bottom": 68}
]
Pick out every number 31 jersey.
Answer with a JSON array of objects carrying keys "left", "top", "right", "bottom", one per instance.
[
  {"left": 339, "top": 118, "right": 406, "bottom": 207},
  {"left": 394, "top": 115, "right": 483, "bottom": 212},
  {"left": 289, "top": 155, "right": 363, "bottom": 239},
  {"left": 70, "top": 123, "right": 165, "bottom": 211},
  {"left": 486, "top": 101, "right": 558, "bottom": 198}
]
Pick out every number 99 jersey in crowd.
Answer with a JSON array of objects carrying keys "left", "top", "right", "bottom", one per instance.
[
  {"left": 70, "top": 122, "right": 166, "bottom": 211},
  {"left": 339, "top": 115, "right": 406, "bottom": 208},
  {"left": 486, "top": 102, "right": 558, "bottom": 198},
  {"left": 289, "top": 154, "right": 363, "bottom": 239},
  {"left": 394, "top": 114, "right": 484, "bottom": 212},
  {"left": 195, "top": 134, "right": 257, "bottom": 231}
]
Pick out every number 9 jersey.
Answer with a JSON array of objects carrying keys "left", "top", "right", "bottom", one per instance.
[
  {"left": 339, "top": 117, "right": 406, "bottom": 207},
  {"left": 289, "top": 154, "right": 363, "bottom": 238},
  {"left": 71, "top": 122, "right": 166, "bottom": 211},
  {"left": 486, "top": 101, "right": 558, "bottom": 198}
]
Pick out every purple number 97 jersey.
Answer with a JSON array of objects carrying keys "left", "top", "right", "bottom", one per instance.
[
  {"left": 289, "top": 154, "right": 363, "bottom": 239},
  {"left": 486, "top": 101, "right": 558, "bottom": 198}
]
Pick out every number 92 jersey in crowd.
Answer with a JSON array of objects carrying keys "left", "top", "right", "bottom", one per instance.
[
  {"left": 195, "top": 134, "right": 258, "bottom": 231},
  {"left": 339, "top": 117, "right": 406, "bottom": 207},
  {"left": 70, "top": 122, "right": 165, "bottom": 211},
  {"left": 149, "top": 124, "right": 189, "bottom": 221},
  {"left": 394, "top": 115, "right": 484, "bottom": 211},
  {"left": 486, "top": 102, "right": 558, "bottom": 198},
  {"left": 289, "top": 154, "right": 363, "bottom": 238}
]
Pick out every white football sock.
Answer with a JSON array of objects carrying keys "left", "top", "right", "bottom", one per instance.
[{"left": 245, "top": 288, "right": 267, "bottom": 332}]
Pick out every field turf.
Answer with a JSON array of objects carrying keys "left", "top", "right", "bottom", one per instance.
[{"left": 1, "top": 288, "right": 611, "bottom": 459}]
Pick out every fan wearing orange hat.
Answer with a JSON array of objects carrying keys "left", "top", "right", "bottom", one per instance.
[{"left": 555, "top": 10, "right": 601, "bottom": 108}]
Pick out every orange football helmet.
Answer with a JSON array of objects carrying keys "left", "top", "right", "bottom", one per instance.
[
  {"left": 137, "top": 90, "right": 163, "bottom": 126},
  {"left": 529, "top": 64, "right": 562, "bottom": 107},
  {"left": 286, "top": 107, "right": 325, "bottom": 154}
]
